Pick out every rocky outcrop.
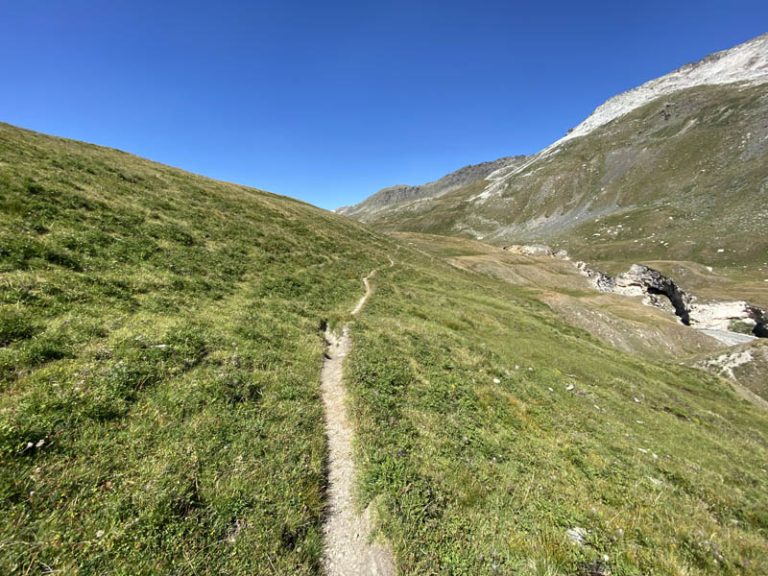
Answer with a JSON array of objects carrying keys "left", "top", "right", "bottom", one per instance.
[
  {"left": 612, "top": 264, "right": 693, "bottom": 324},
  {"left": 501, "top": 244, "right": 573, "bottom": 260},
  {"left": 575, "top": 261, "right": 616, "bottom": 293},
  {"left": 578, "top": 262, "right": 767, "bottom": 344},
  {"left": 750, "top": 307, "right": 767, "bottom": 338},
  {"left": 691, "top": 302, "right": 767, "bottom": 336},
  {"left": 503, "top": 244, "right": 554, "bottom": 257}
]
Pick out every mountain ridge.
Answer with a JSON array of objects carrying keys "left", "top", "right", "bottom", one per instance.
[
  {"left": 339, "top": 34, "right": 768, "bottom": 283},
  {"left": 472, "top": 31, "right": 768, "bottom": 203},
  {"left": 337, "top": 155, "right": 525, "bottom": 221}
]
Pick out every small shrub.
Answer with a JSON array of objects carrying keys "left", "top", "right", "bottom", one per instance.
[
  {"left": 728, "top": 319, "right": 755, "bottom": 335},
  {"left": 25, "top": 179, "right": 46, "bottom": 195},
  {"left": 0, "top": 308, "right": 40, "bottom": 346},
  {"left": 24, "top": 334, "right": 72, "bottom": 365}
]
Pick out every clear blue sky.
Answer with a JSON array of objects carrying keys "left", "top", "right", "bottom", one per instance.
[{"left": 1, "top": 1, "right": 766, "bottom": 209}]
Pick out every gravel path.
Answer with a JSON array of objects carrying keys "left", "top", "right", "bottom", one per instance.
[{"left": 321, "top": 269, "right": 395, "bottom": 576}]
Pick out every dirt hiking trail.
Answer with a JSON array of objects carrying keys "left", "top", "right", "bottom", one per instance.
[{"left": 321, "top": 266, "right": 396, "bottom": 576}]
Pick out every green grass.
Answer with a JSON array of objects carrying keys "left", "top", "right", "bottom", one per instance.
[
  {"left": 348, "top": 244, "right": 768, "bottom": 575},
  {"left": 0, "top": 123, "right": 394, "bottom": 574},
  {"left": 2, "top": 122, "right": 768, "bottom": 575}
]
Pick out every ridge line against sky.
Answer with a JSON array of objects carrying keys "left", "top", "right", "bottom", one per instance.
[{"left": 1, "top": 1, "right": 767, "bottom": 210}]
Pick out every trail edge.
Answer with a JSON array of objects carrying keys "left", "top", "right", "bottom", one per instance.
[{"left": 321, "top": 262, "right": 396, "bottom": 576}]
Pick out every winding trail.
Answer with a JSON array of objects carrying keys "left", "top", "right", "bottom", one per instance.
[{"left": 321, "top": 265, "right": 395, "bottom": 576}]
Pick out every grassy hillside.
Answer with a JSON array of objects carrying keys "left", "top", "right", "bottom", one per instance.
[
  {"left": 393, "top": 233, "right": 725, "bottom": 362},
  {"left": 0, "top": 123, "right": 394, "bottom": 574},
  {"left": 2, "top": 123, "right": 768, "bottom": 576},
  {"left": 350, "top": 242, "right": 768, "bottom": 575}
]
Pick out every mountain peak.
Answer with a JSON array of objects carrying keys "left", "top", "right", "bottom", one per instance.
[
  {"left": 559, "top": 32, "right": 768, "bottom": 146},
  {"left": 469, "top": 33, "right": 768, "bottom": 203}
]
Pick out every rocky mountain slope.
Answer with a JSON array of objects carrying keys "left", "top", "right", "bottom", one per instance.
[
  {"left": 524, "top": 32, "right": 768, "bottom": 154},
  {"left": 342, "top": 34, "right": 768, "bottom": 275},
  {"left": 337, "top": 156, "right": 525, "bottom": 221}
]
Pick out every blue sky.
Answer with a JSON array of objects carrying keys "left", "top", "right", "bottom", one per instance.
[{"left": 1, "top": 1, "right": 766, "bottom": 209}]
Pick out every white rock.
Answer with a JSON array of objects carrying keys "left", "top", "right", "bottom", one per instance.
[
  {"left": 690, "top": 301, "right": 757, "bottom": 331},
  {"left": 566, "top": 527, "right": 588, "bottom": 546},
  {"left": 699, "top": 349, "right": 753, "bottom": 379}
]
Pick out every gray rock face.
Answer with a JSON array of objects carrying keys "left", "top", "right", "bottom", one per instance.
[
  {"left": 615, "top": 264, "right": 694, "bottom": 325},
  {"left": 578, "top": 262, "right": 767, "bottom": 343},
  {"left": 575, "top": 261, "right": 615, "bottom": 292},
  {"left": 750, "top": 307, "right": 768, "bottom": 338},
  {"left": 690, "top": 301, "right": 767, "bottom": 337}
]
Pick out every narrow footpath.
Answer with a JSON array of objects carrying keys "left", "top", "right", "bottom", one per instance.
[{"left": 321, "top": 267, "right": 395, "bottom": 576}]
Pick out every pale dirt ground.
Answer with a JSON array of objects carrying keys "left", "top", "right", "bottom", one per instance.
[{"left": 321, "top": 270, "right": 396, "bottom": 576}]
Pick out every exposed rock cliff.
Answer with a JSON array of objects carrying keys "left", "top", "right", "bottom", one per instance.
[{"left": 578, "top": 262, "right": 767, "bottom": 344}]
